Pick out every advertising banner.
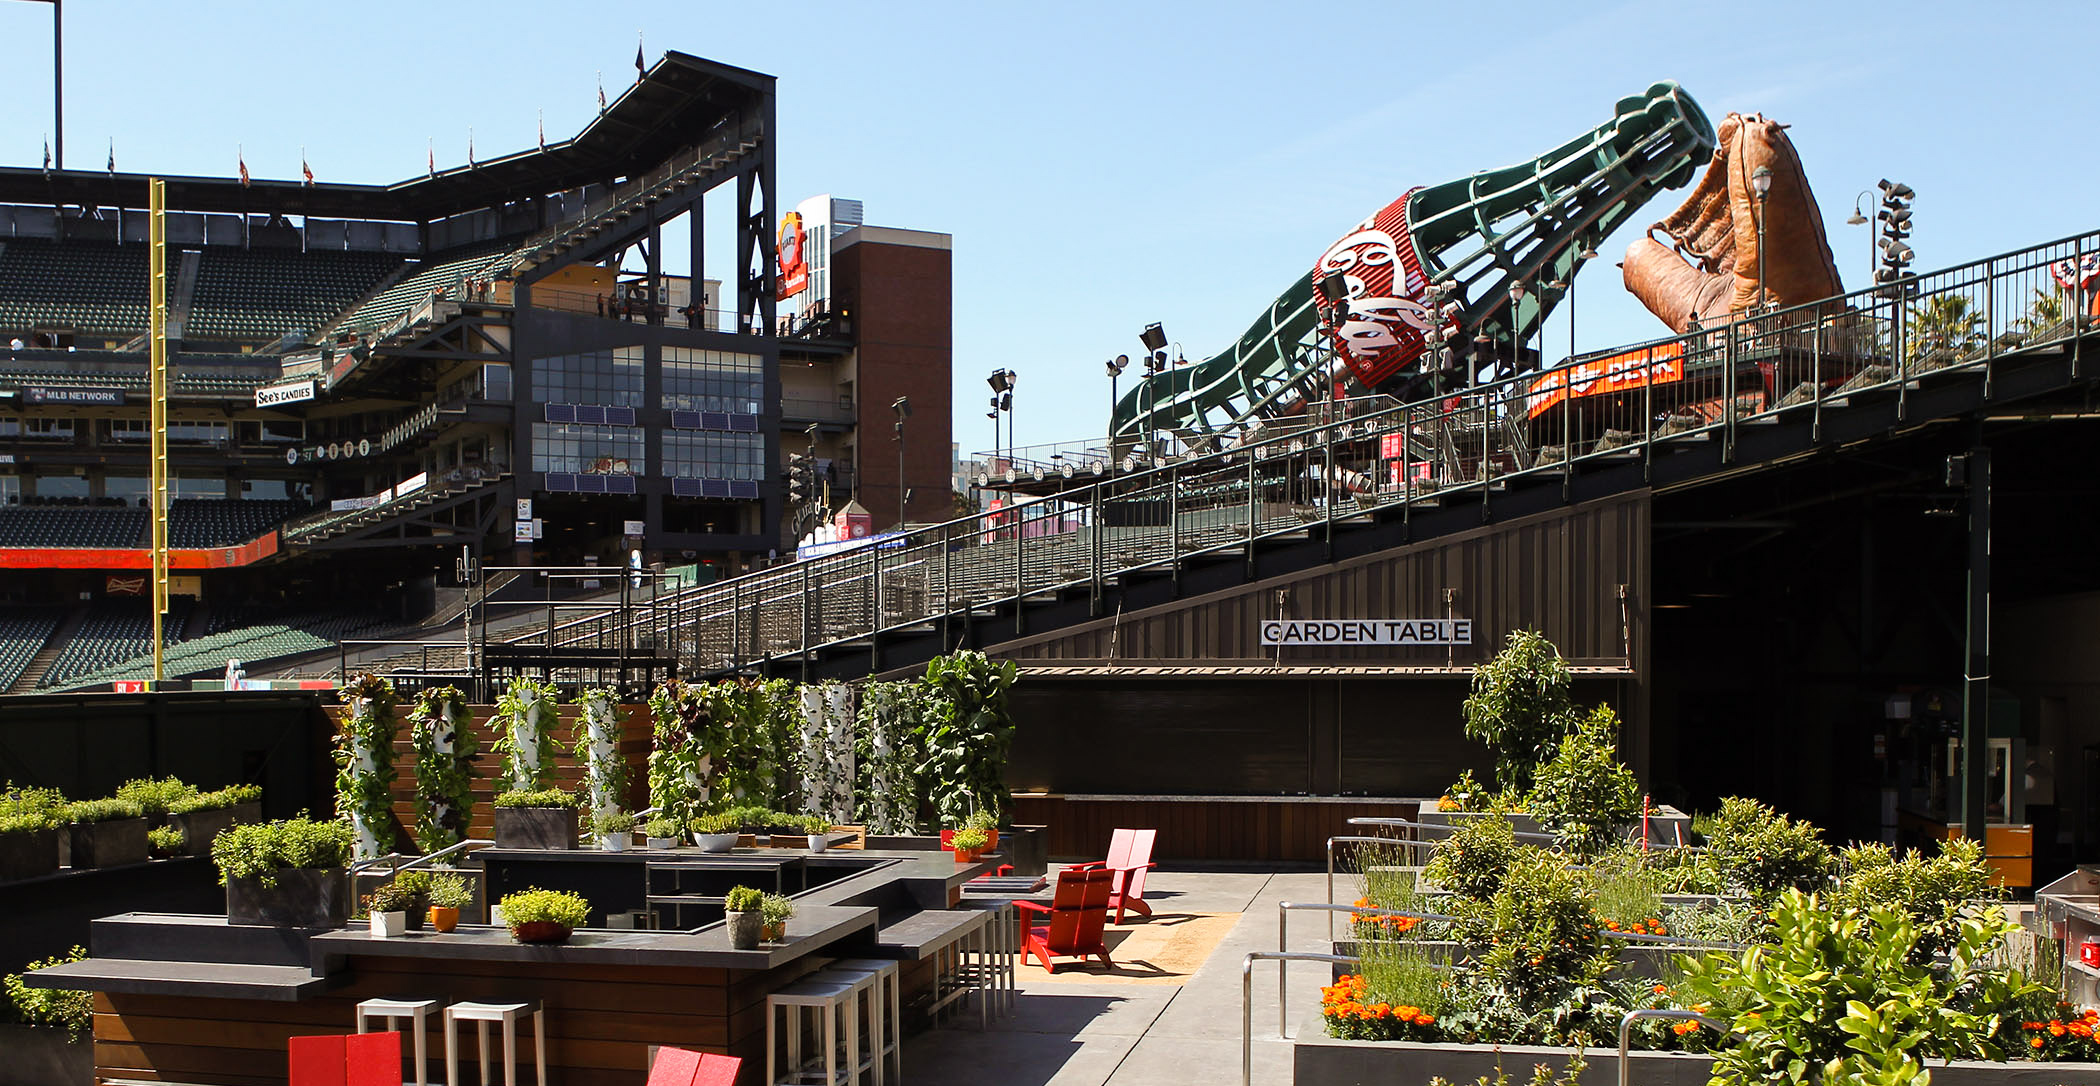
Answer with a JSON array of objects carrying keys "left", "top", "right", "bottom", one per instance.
[
  {"left": 1523, "top": 343, "right": 1686, "bottom": 420},
  {"left": 25, "top": 386, "right": 124, "bottom": 406},
  {"left": 255, "top": 380, "right": 318, "bottom": 407},
  {"left": 776, "top": 211, "right": 809, "bottom": 299}
]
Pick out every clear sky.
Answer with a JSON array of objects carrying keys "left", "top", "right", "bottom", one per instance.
[{"left": 0, "top": 1, "right": 2092, "bottom": 455}]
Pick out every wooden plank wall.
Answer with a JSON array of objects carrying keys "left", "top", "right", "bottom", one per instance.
[
  {"left": 322, "top": 703, "right": 652, "bottom": 846},
  {"left": 1011, "top": 795, "right": 1419, "bottom": 863},
  {"left": 94, "top": 951, "right": 875, "bottom": 1086}
]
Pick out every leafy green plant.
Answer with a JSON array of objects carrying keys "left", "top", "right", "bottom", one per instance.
[
  {"left": 591, "top": 810, "right": 637, "bottom": 835},
  {"left": 335, "top": 673, "right": 400, "bottom": 861},
  {"left": 1425, "top": 811, "right": 1521, "bottom": 903},
  {"left": 115, "top": 776, "right": 197, "bottom": 817},
  {"left": 1586, "top": 849, "right": 1665, "bottom": 930},
  {"left": 950, "top": 827, "right": 989, "bottom": 852},
  {"left": 492, "top": 677, "right": 562, "bottom": 793},
  {"left": 1465, "top": 850, "right": 1610, "bottom": 1008},
  {"left": 1831, "top": 837, "right": 1999, "bottom": 959},
  {"left": 147, "top": 824, "right": 184, "bottom": 856},
  {"left": 494, "top": 788, "right": 576, "bottom": 809},
  {"left": 498, "top": 888, "right": 589, "bottom": 929},
  {"left": 642, "top": 816, "right": 682, "bottom": 840},
  {"left": 64, "top": 797, "right": 143, "bottom": 823},
  {"left": 962, "top": 809, "right": 998, "bottom": 832},
  {"left": 427, "top": 873, "right": 474, "bottom": 910},
  {"left": 1678, "top": 889, "right": 2033, "bottom": 1083},
  {"left": 168, "top": 783, "right": 261, "bottom": 814},
  {"left": 1701, "top": 796, "right": 1833, "bottom": 901},
  {"left": 2, "top": 946, "right": 91, "bottom": 1041},
  {"left": 800, "top": 814, "right": 832, "bottom": 835},
  {"left": 1438, "top": 769, "right": 1494, "bottom": 812},
  {"left": 857, "top": 679, "right": 926, "bottom": 834},
  {"left": 760, "top": 892, "right": 795, "bottom": 926},
  {"left": 1526, "top": 705, "right": 1639, "bottom": 856},
  {"left": 1355, "top": 934, "right": 1453, "bottom": 1018},
  {"left": 691, "top": 811, "right": 740, "bottom": 835},
  {"left": 390, "top": 869, "right": 433, "bottom": 908},
  {"left": 916, "top": 652, "right": 1019, "bottom": 827},
  {"left": 362, "top": 881, "right": 416, "bottom": 915},
  {"left": 209, "top": 815, "right": 354, "bottom": 887},
  {"left": 0, "top": 785, "right": 67, "bottom": 834},
  {"left": 724, "top": 885, "right": 764, "bottom": 913},
  {"left": 408, "top": 685, "right": 478, "bottom": 854},
  {"left": 1462, "top": 630, "right": 1576, "bottom": 793},
  {"left": 647, "top": 679, "right": 728, "bottom": 830},
  {"left": 572, "top": 686, "right": 628, "bottom": 823},
  {"left": 1907, "top": 292, "right": 1984, "bottom": 361},
  {"left": 699, "top": 679, "right": 799, "bottom": 808}
]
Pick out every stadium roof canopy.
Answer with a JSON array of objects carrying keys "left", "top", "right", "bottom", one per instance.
[{"left": 0, "top": 51, "right": 771, "bottom": 223}]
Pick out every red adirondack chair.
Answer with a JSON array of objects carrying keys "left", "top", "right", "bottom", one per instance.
[
  {"left": 288, "top": 1031, "right": 400, "bottom": 1086},
  {"left": 646, "top": 1046, "right": 742, "bottom": 1086},
  {"left": 1074, "top": 827, "right": 1158, "bottom": 923},
  {"left": 1014, "top": 865, "right": 1115, "bottom": 973}
]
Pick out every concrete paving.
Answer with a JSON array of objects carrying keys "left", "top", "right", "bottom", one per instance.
[{"left": 905, "top": 868, "right": 1355, "bottom": 1086}]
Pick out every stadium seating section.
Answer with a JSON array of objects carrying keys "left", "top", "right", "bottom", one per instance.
[
  {"left": 333, "top": 241, "right": 516, "bottom": 334},
  {"left": 47, "top": 622, "right": 333, "bottom": 691},
  {"left": 40, "top": 598, "right": 195, "bottom": 688},
  {"left": 0, "top": 609, "right": 59, "bottom": 692},
  {"left": 0, "top": 238, "right": 150, "bottom": 341},
  {"left": 187, "top": 247, "right": 400, "bottom": 343},
  {"left": 0, "top": 503, "right": 147, "bottom": 547},
  {"left": 169, "top": 498, "right": 305, "bottom": 548}
]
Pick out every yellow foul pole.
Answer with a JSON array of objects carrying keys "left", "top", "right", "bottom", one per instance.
[{"left": 149, "top": 179, "right": 168, "bottom": 685}]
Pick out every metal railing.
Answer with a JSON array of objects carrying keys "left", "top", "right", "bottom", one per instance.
[
  {"left": 1242, "top": 951, "right": 1362, "bottom": 1086},
  {"left": 468, "top": 228, "right": 2100, "bottom": 679}
]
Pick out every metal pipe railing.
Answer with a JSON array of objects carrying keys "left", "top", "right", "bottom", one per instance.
[
  {"left": 1242, "top": 951, "right": 1360, "bottom": 1086},
  {"left": 1616, "top": 1009, "right": 1743, "bottom": 1086},
  {"left": 1278, "top": 901, "right": 1456, "bottom": 1037}
]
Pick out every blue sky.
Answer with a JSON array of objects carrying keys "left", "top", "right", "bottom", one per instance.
[{"left": 0, "top": 1, "right": 2091, "bottom": 453}]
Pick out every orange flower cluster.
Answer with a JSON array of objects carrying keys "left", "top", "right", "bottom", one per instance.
[
  {"left": 1351, "top": 898, "right": 1422, "bottom": 937},
  {"left": 1319, "top": 975, "right": 1440, "bottom": 1041},
  {"left": 1671, "top": 1021, "right": 1700, "bottom": 1036},
  {"left": 1436, "top": 796, "right": 1463, "bottom": 812},
  {"left": 1603, "top": 917, "right": 1668, "bottom": 936},
  {"left": 2022, "top": 1007, "right": 2100, "bottom": 1058}
]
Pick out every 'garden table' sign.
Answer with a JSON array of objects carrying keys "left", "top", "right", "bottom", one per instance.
[{"left": 1259, "top": 619, "right": 1472, "bottom": 646}]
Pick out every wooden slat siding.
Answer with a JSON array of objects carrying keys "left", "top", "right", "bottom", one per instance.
[
  {"left": 991, "top": 492, "right": 1649, "bottom": 668},
  {"left": 90, "top": 947, "right": 918, "bottom": 1086},
  {"left": 322, "top": 703, "right": 653, "bottom": 843},
  {"left": 1007, "top": 796, "right": 1418, "bottom": 863}
]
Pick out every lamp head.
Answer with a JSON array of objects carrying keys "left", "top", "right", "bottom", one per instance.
[
  {"left": 1750, "top": 165, "right": 1774, "bottom": 198},
  {"left": 1139, "top": 322, "right": 1168, "bottom": 353}
]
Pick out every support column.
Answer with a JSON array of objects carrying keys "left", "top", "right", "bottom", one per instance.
[{"left": 1960, "top": 447, "right": 1992, "bottom": 841}]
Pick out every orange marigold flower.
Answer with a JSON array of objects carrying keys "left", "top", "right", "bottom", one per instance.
[
  {"left": 1652, "top": 984, "right": 1668, "bottom": 995},
  {"left": 2034, "top": 1037, "right": 2048, "bottom": 1049},
  {"left": 2051, "top": 1024, "right": 2067, "bottom": 1037},
  {"left": 1415, "top": 1014, "right": 1434, "bottom": 1026}
]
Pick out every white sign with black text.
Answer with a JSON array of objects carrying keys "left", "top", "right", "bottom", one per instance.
[
  {"left": 254, "top": 380, "right": 318, "bottom": 407},
  {"left": 1259, "top": 619, "right": 1473, "bottom": 646}
]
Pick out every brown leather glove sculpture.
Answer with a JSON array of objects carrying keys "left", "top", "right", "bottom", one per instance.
[{"left": 1623, "top": 112, "right": 1843, "bottom": 332}]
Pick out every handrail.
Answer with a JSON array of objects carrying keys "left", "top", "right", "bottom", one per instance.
[
  {"left": 1326, "top": 835, "right": 1421, "bottom": 937},
  {"left": 348, "top": 836, "right": 492, "bottom": 875},
  {"left": 1242, "top": 951, "right": 1361, "bottom": 1086},
  {"left": 1616, "top": 1009, "right": 1744, "bottom": 1086},
  {"left": 1279, "top": 901, "right": 1454, "bottom": 1038}
]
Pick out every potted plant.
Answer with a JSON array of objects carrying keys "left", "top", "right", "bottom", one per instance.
[
  {"left": 390, "top": 869, "right": 433, "bottom": 931},
  {"left": 147, "top": 825, "right": 184, "bottom": 859},
  {"left": 63, "top": 798, "right": 148, "bottom": 869},
  {"left": 764, "top": 809, "right": 806, "bottom": 848},
  {"left": 723, "top": 885, "right": 764, "bottom": 950},
  {"left": 362, "top": 882, "right": 413, "bottom": 938},
  {"left": 802, "top": 815, "right": 832, "bottom": 853},
  {"left": 499, "top": 887, "right": 590, "bottom": 944},
  {"left": 643, "top": 816, "right": 683, "bottom": 850},
  {"left": 963, "top": 809, "right": 1000, "bottom": 854},
  {"left": 950, "top": 827, "right": 989, "bottom": 864},
  {"left": 166, "top": 784, "right": 264, "bottom": 856},
  {"left": 426, "top": 873, "right": 473, "bottom": 933},
  {"left": 114, "top": 776, "right": 197, "bottom": 827},
  {"left": 0, "top": 787, "right": 65, "bottom": 882},
  {"left": 692, "top": 812, "right": 740, "bottom": 853},
  {"left": 492, "top": 789, "right": 580, "bottom": 850},
  {"left": 592, "top": 810, "right": 636, "bottom": 852},
  {"left": 760, "top": 892, "right": 795, "bottom": 942},
  {"left": 212, "top": 816, "right": 355, "bottom": 927}
]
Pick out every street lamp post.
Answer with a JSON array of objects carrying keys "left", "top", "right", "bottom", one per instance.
[
  {"left": 987, "top": 367, "right": 1016, "bottom": 505},
  {"left": 891, "top": 396, "right": 910, "bottom": 532},
  {"left": 1751, "top": 165, "right": 1774, "bottom": 312},
  {"left": 1106, "top": 354, "right": 1130, "bottom": 469},
  {"left": 1847, "top": 190, "right": 1874, "bottom": 290}
]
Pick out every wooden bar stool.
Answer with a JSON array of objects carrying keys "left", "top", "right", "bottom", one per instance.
[
  {"left": 819, "top": 959, "right": 900, "bottom": 1086},
  {"left": 958, "top": 899, "right": 1019, "bottom": 1018},
  {"left": 355, "top": 998, "right": 438, "bottom": 1086},
  {"left": 442, "top": 1000, "right": 546, "bottom": 1086},
  {"left": 765, "top": 976, "right": 865, "bottom": 1086}
]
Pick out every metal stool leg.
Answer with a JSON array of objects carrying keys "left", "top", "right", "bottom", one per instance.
[{"left": 534, "top": 1009, "right": 546, "bottom": 1086}]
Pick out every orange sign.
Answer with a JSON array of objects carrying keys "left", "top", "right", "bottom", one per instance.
[
  {"left": 776, "top": 211, "right": 809, "bottom": 299},
  {"left": 1524, "top": 343, "right": 1686, "bottom": 420},
  {"left": 0, "top": 532, "right": 280, "bottom": 570}
]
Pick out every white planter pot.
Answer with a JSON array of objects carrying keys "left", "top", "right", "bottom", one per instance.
[
  {"left": 489, "top": 905, "right": 505, "bottom": 927},
  {"left": 646, "top": 837, "right": 679, "bottom": 851},
  {"left": 695, "top": 832, "right": 739, "bottom": 853},
  {"left": 370, "top": 911, "right": 408, "bottom": 938},
  {"left": 600, "top": 833, "right": 629, "bottom": 852},
  {"left": 808, "top": 836, "right": 827, "bottom": 853}
]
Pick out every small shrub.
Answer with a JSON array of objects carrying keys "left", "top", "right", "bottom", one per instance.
[
  {"left": 1425, "top": 812, "right": 1521, "bottom": 903},
  {"left": 115, "top": 776, "right": 197, "bottom": 816},
  {"left": 801, "top": 814, "right": 833, "bottom": 835},
  {"left": 1700, "top": 796, "right": 1833, "bottom": 901},
  {"left": 1525, "top": 705, "right": 1640, "bottom": 856},
  {"left": 642, "top": 816, "right": 682, "bottom": 839},
  {"left": 691, "top": 811, "right": 740, "bottom": 835},
  {"left": 494, "top": 788, "right": 576, "bottom": 809},
  {"left": 962, "top": 809, "right": 998, "bottom": 832},
  {"left": 167, "top": 783, "right": 262, "bottom": 815},
  {"left": 1465, "top": 850, "right": 1610, "bottom": 1007},
  {"left": 147, "top": 825, "right": 185, "bottom": 856},
  {"left": 1438, "top": 769, "right": 1493, "bottom": 813},
  {"left": 209, "top": 815, "right": 354, "bottom": 887},
  {"left": 1462, "top": 630, "right": 1576, "bottom": 793},
  {"left": 361, "top": 881, "right": 416, "bottom": 916},
  {"left": 390, "top": 870, "right": 433, "bottom": 907},
  {"left": 1832, "top": 837, "right": 2000, "bottom": 957},
  {"left": 64, "top": 797, "right": 143, "bottom": 823},
  {"left": 724, "top": 885, "right": 764, "bottom": 913},
  {"left": 427, "top": 873, "right": 474, "bottom": 911},
  {"left": 2, "top": 946, "right": 92, "bottom": 1041},
  {"left": 498, "top": 888, "right": 590, "bottom": 929},
  {"left": 591, "top": 810, "right": 637, "bottom": 835},
  {"left": 760, "top": 892, "right": 795, "bottom": 925},
  {"left": 950, "top": 827, "right": 989, "bottom": 852},
  {"left": 0, "top": 785, "right": 67, "bottom": 834}
]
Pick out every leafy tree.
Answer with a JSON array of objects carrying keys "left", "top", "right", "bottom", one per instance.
[
  {"left": 916, "top": 652, "right": 1019, "bottom": 826},
  {"left": 1700, "top": 796, "right": 1834, "bottom": 902},
  {"left": 1463, "top": 630, "right": 1575, "bottom": 793},
  {"left": 1526, "top": 705, "right": 1640, "bottom": 857},
  {"left": 1907, "top": 293, "right": 1982, "bottom": 361}
]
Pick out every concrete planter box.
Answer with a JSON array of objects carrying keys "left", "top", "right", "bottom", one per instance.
[
  {"left": 66, "top": 817, "right": 149, "bottom": 869},
  {"left": 0, "top": 1024, "right": 90, "bottom": 1086},
  {"left": 493, "top": 807, "right": 579, "bottom": 850},
  {"left": 1331, "top": 939, "right": 1701, "bottom": 982},
  {"left": 1292, "top": 1034, "right": 2100, "bottom": 1086},
  {"left": 0, "top": 828, "right": 60, "bottom": 882},
  {"left": 226, "top": 867, "right": 350, "bottom": 927},
  {"left": 168, "top": 801, "right": 263, "bottom": 857}
]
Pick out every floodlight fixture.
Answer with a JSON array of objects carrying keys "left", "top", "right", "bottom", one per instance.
[{"left": 1139, "top": 323, "right": 1168, "bottom": 353}]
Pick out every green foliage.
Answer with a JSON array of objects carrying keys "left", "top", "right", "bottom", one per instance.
[
  {"left": 491, "top": 677, "right": 562, "bottom": 793},
  {"left": 1356, "top": 935, "right": 1453, "bottom": 1018},
  {"left": 2018, "top": 287, "right": 2071, "bottom": 339},
  {"left": 591, "top": 810, "right": 637, "bottom": 835},
  {"left": 857, "top": 680, "right": 925, "bottom": 834},
  {"left": 648, "top": 679, "right": 728, "bottom": 829},
  {"left": 800, "top": 814, "right": 832, "bottom": 834},
  {"left": 210, "top": 815, "right": 354, "bottom": 887},
  {"left": 334, "top": 673, "right": 400, "bottom": 860},
  {"left": 690, "top": 811, "right": 740, "bottom": 835},
  {"left": 1908, "top": 292, "right": 1984, "bottom": 360},
  {"left": 950, "top": 827, "right": 989, "bottom": 852},
  {"left": 723, "top": 885, "right": 764, "bottom": 913},
  {"left": 167, "top": 784, "right": 261, "bottom": 814},
  {"left": 699, "top": 679, "right": 799, "bottom": 809},
  {"left": 642, "top": 816, "right": 682, "bottom": 839},
  {"left": 115, "top": 776, "right": 197, "bottom": 816},
  {"left": 1439, "top": 769, "right": 1493, "bottom": 812},
  {"left": 1463, "top": 630, "right": 1576, "bottom": 793},
  {"left": 1678, "top": 890, "right": 2031, "bottom": 1084},
  {"left": 3, "top": 946, "right": 91, "bottom": 1041},
  {"left": 494, "top": 788, "right": 576, "bottom": 809},
  {"left": 0, "top": 784, "right": 67, "bottom": 834},
  {"left": 1586, "top": 849, "right": 1665, "bottom": 928},
  {"left": 427, "top": 873, "right": 474, "bottom": 910},
  {"left": 362, "top": 881, "right": 417, "bottom": 915},
  {"left": 760, "top": 892, "right": 795, "bottom": 925},
  {"left": 408, "top": 685, "right": 479, "bottom": 854},
  {"left": 1425, "top": 812, "right": 1521, "bottom": 903},
  {"left": 1525, "top": 705, "right": 1639, "bottom": 856},
  {"left": 147, "top": 825, "right": 184, "bottom": 855},
  {"left": 1701, "top": 796, "right": 1834, "bottom": 901},
  {"left": 1831, "top": 838, "right": 1999, "bottom": 957},
  {"left": 1426, "top": 1048, "right": 1588, "bottom": 1086},
  {"left": 962, "top": 809, "right": 998, "bottom": 832},
  {"left": 64, "top": 797, "right": 143, "bottom": 823},
  {"left": 389, "top": 869, "right": 433, "bottom": 907},
  {"left": 1465, "top": 850, "right": 1610, "bottom": 1008},
  {"left": 916, "top": 651, "right": 1019, "bottom": 826},
  {"left": 498, "top": 888, "right": 590, "bottom": 929}
]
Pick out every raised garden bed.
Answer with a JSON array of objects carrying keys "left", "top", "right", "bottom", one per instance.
[
  {"left": 226, "top": 868, "right": 350, "bottom": 927},
  {"left": 493, "top": 807, "right": 579, "bottom": 850},
  {"left": 167, "top": 801, "right": 263, "bottom": 857},
  {"left": 0, "top": 1025, "right": 89, "bottom": 1086},
  {"left": 67, "top": 817, "right": 149, "bottom": 869},
  {"left": 0, "top": 829, "right": 59, "bottom": 882}
]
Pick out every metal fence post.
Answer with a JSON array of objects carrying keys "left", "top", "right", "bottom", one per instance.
[
  {"left": 1169, "top": 463, "right": 1181, "bottom": 590},
  {"left": 1246, "top": 449, "right": 1257, "bottom": 576},
  {"left": 869, "top": 550, "right": 882, "bottom": 669},
  {"left": 1984, "top": 258, "right": 1997, "bottom": 401},
  {"left": 1013, "top": 502, "right": 1024, "bottom": 635},
  {"left": 1895, "top": 287, "right": 1909, "bottom": 421},
  {"left": 1089, "top": 483, "right": 1103, "bottom": 617},
  {"left": 1812, "top": 315, "right": 1824, "bottom": 443},
  {"left": 1723, "top": 318, "right": 1737, "bottom": 462}
]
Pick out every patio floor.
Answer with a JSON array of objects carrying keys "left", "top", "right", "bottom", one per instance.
[{"left": 905, "top": 869, "right": 1341, "bottom": 1086}]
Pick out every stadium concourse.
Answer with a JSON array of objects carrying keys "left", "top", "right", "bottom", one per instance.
[{"left": 0, "top": 50, "right": 953, "bottom": 694}]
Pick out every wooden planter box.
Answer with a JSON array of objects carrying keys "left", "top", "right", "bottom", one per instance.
[
  {"left": 226, "top": 867, "right": 350, "bottom": 927},
  {"left": 65, "top": 817, "right": 149, "bottom": 869},
  {"left": 0, "top": 1024, "right": 90, "bottom": 1086},
  {"left": 1292, "top": 1034, "right": 2100, "bottom": 1086},
  {"left": 493, "top": 807, "right": 579, "bottom": 850},
  {"left": 0, "top": 828, "right": 59, "bottom": 882},
  {"left": 167, "top": 801, "right": 263, "bottom": 857}
]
